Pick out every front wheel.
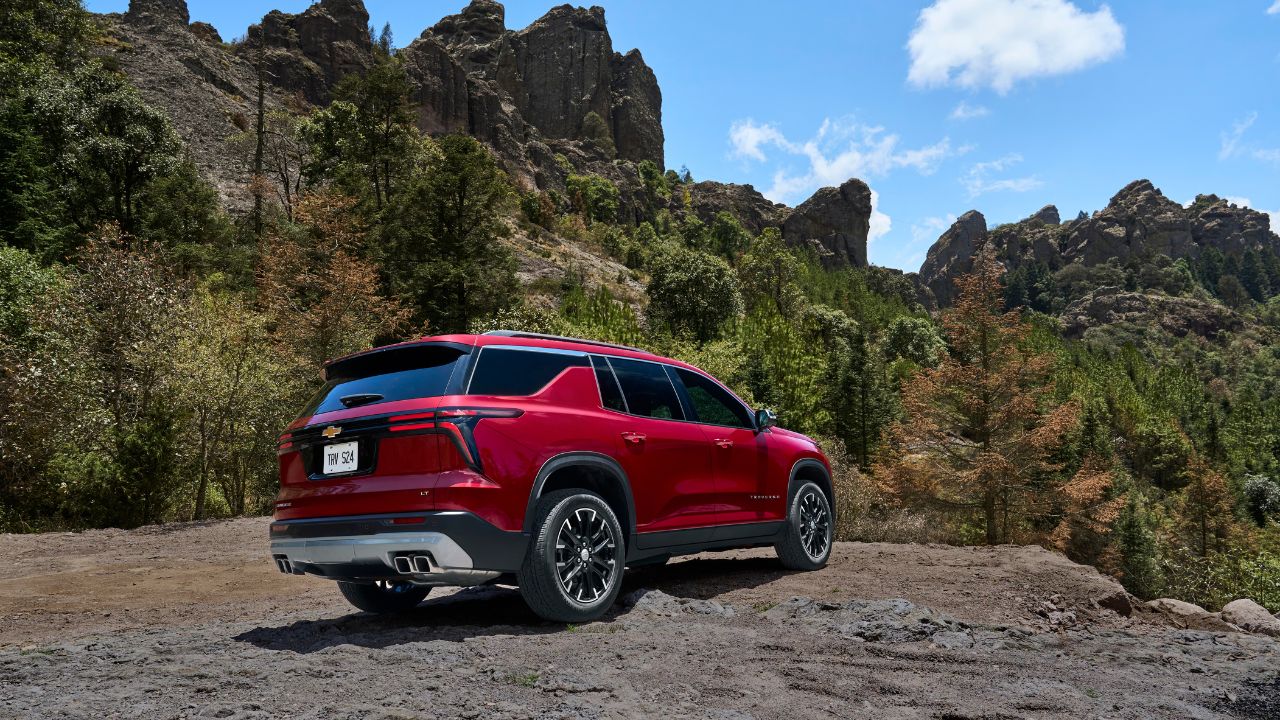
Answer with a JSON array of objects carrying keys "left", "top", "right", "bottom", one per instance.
[
  {"left": 775, "top": 481, "right": 833, "bottom": 570},
  {"left": 338, "top": 580, "right": 430, "bottom": 614},
  {"left": 518, "top": 490, "right": 625, "bottom": 622}
]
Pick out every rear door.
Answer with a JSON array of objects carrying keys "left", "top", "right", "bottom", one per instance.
[
  {"left": 601, "top": 356, "right": 718, "bottom": 541},
  {"left": 670, "top": 367, "right": 780, "bottom": 525}
]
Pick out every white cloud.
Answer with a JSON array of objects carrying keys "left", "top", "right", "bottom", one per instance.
[
  {"left": 907, "top": 0, "right": 1125, "bottom": 94},
  {"left": 1224, "top": 196, "right": 1253, "bottom": 208},
  {"left": 728, "top": 117, "right": 960, "bottom": 203},
  {"left": 911, "top": 215, "right": 956, "bottom": 245},
  {"left": 1219, "top": 112, "right": 1257, "bottom": 160},
  {"left": 949, "top": 101, "right": 990, "bottom": 120},
  {"left": 962, "top": 154, "right": 1043, "bottom": 198},
  {"left": 1269, "top": 1, "right": 1280, "bottom": 15},
  {"left": 869, "top": 189, "right": 892, "bottom": 243}
]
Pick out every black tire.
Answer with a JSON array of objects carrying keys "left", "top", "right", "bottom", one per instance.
[
  {"left": 775, "top": 481, "right": 833, "bottom": 570},
  {"left": 518, "top": 489, "right": 625, "bottom": 622},
  {"left": 337, "top": 580, "right": 430, "bottom": 614}
]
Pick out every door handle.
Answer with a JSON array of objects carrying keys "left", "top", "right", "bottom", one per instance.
[
  {"left": 714, "top": 439, "right": 734, "bottom": 449},
  {"left": 621, "top": 432, "right": 646, "bottom": 445}
]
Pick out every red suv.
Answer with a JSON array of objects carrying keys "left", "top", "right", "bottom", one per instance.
[{"left": 270, "top": 331, "right": 835, "bottom": 622}]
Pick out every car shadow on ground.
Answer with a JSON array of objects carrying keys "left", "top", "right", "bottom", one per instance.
[{"left": 235, "top": 554, "right": 796, "bottom": 653}]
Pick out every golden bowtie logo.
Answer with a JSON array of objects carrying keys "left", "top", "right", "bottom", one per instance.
[{"left": 321, "top": 426, "right": 343, "bottom": 439}]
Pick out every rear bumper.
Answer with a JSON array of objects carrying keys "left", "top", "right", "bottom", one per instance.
[{"left": 269, "top": 511, "right": 529, "bottom": 585}]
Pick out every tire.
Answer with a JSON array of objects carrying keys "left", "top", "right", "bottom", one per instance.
[
  {"left": 337, "top": 579, "right": 430, "bottom": 614},
  {"left": 518, "top": 489, "right": 625, "bottom": 622},
  {"left": 775, "top": 481, "right": 834, "bottom": 570}
]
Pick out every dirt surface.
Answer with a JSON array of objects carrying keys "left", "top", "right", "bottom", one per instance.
[{"left": 2, "top": 517, "right": 1278, "bottom": 719}]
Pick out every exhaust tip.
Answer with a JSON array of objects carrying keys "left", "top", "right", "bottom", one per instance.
[
  {"left": 412, "top": 555, "right": 432, "bottom": 574},
  {"left": 274, "top": 557, "right": 292, "bottom": 574},
  {"left": 393, "top": 556, "right": 413, "bottom": 574}
]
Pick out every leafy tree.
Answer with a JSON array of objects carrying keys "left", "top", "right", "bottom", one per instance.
[
  {"left": 260, "top": 191, "right": 410, "bottom": 370},
  {"left": 882, "top": 316, "right": 945, "bottom": 369},
  {"left": 807, "top": 305, "right": 893, "bottom": 467},
  {"left": 708, "top": 212, "right": 750, "bottom": 260},
  {"left": 378, "top": 135, "right": 517, "bottom": 332},
  {"left": 636, "top": 159, "right": 668, "bottom": 203},
  {"left": 1242, "top": 474, "right": 1280, "bottom": 527},
  {"left": 1216, "top": 273, "right": 1249, "bottom": 308},
  {"left": 874, "top": 255, "right": 1080, "bottom": 544},
  {"left": 1240, "top": 248, "right": 1270, "bottom": 302},
  {"left": 580, "top": 110, "right": 614, "bottom": 158},
  {"left": 302, "top": 57, "right": 421, "bottom": 210},
  {"left": 1113, "top": 493, "right": 1162, "bottom": 598},
  {"left": 737, "top": 228, "right": 803, "bottom": 315},
  {"left": 645, "top": 246, "right": 742, "bottom": 343},
  {"left": 566, "top": 173, "right": 619, "bottom": 224},
  {"left": 1177, "top": 458, "right": 1234, "bottom": 556}
]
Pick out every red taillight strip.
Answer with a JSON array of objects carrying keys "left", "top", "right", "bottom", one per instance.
[{"left": 390, "top": 421, "right": 436, "bottom": 432}]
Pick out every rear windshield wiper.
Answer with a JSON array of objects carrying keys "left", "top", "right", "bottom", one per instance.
[{"left": 339, "top": 393, "right": 384, "bottom": 408}]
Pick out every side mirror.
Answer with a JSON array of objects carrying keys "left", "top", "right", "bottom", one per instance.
[{"left": 755, "top": 408, "right": 777, "bottom": 431}]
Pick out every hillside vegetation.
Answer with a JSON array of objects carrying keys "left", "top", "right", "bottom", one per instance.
[{"left": 1, "top": 0, "right": 1279, "bottom": 617}]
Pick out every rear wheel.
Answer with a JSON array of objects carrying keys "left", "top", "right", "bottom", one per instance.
[
  {"left": 338, "top": 579, "right": 430, "bottom": 614},
  {"left": 775, "top": 481, "right": 833, "bottom": 570},
  {"left": 518, "top": 489, "right": 625, "bottom": 622}
]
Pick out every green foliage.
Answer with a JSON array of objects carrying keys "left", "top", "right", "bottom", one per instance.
[
  {"left": 302, "top": 57, "right": 423, "bottom": 210},
  {"left": 882, "top": 316, "right": 945, "bottom": 368},
  {"left": 737, "top": 228, "right": 803, "bottom": 314},
  {"left": 1113, "top": 493, "right": 1162, "bottom": 598},
  {"left": 566, "top": 173, "right": 619, "bottom": 224},
  {"left": 580, "top": 111, "right": 614, "bottom": 158},
  {"left": 645, "top": 245, "right": 742, "bottom": 343},
  {"left": 636, "top": 159, "right": 668, "bottom": 201},
  {"left": 379, "top": 134, "right": 517, "bottom": 332}
]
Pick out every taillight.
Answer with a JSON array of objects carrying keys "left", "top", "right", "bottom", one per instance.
[{"left": 386, "top": 407, "right": 522, "bottom": 472}]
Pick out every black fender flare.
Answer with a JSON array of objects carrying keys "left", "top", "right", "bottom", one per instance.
[
  {"left": 787, "top": 458, "right": 835, "bottom": 520},
  {"left": 523, "top": 452, "right": 637, "bottom": 536}
]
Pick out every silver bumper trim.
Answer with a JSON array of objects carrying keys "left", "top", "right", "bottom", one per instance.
[{"left": 270, "top": 532, "right": 475, "bottom": 571}]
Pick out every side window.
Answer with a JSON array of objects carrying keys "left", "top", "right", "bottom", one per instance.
[
  {"left": 674, "top": 368, "right": 753, "bottom": 428},
  {"left": 590, "top": 355, "right": 627, "bottom": 412},
  {"left": 467, "top": 348, "right": 587, "bottom": 396},
  {"left": 608, "top": 357, "right": 685, "bottom": 420}
]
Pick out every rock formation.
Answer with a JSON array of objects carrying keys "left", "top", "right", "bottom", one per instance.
[
  {"left": 101, "top": 0, "right": 875, "bottom": 270},
  {"left": 916, "top": 179, "right": 1280, "bottom": 308},
  {"left": 782, "top": 178, "right": 873, "bottom": 267}
]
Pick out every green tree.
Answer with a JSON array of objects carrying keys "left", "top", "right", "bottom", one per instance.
[
  {"left": 882, "top": 316, "right": 945, "bottom": 369},
  {"left": 580, "top": 110, "right": 614, "bottom": 158},
  {"left": 379, "top": 135, "right": 517, "bottom": 332},
  {"left": 1240, "top": 248, "right": 1270, "bottom": 302},
  {"left": 566, "top": 173, "right": 619, "bottom": 224},
  {"left": 1113, "top": 493, "right": 1162, "bottom": 598},
  {"left": 302, "top": 57, "right": 421, "bottom": 210},
  {"left": 737, "top": 228, "right": 803, "bottom": 315},
  {"left": 645, "top": 246, "right": 742, "bottom": 343}
]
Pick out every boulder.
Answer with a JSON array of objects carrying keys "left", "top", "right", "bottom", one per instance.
[
  {"left": 1093, "top": 589, "right": 1134, "bottom": 617},
  {"left": 1028, "top": 204, "right": 1060, "bottom": 226},
  {"left": 917, "top": 210, "right": 988, "bottom": 306},
  {"left": 126, "top": 0, "right": 189, "bottom": 26},
  {"left": 1145, "top": 598, "right": 1240, "bottom": 632},
  {"left": 1220, "top": 599, "right": 1280, "bottom": 637},
  {"left": 782, "top": 178, "right": 873, "bottom": 267}
]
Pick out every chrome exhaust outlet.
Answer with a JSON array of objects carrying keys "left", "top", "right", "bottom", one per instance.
[
  {"left": 412, "top": 555, "right": 433, "bottom": 574},
  {"left": 393, "top": 556, "right": 413, "bottom": 574},
  {"left": 273, "top": 556, "right": 293, "bottom": 574}
]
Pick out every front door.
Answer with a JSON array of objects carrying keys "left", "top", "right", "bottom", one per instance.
[{"left": 670, "top": 367, "right": 780, "bottom": 525}]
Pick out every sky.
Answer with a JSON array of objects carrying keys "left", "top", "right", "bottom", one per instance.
[{"left": 86, "top": 0, "right": 1280, "bottom": 271}]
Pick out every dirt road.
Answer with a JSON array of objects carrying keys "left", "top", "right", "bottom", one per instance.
[{"left": 1, "top": 517, "right": 1277, "bottom": 719}]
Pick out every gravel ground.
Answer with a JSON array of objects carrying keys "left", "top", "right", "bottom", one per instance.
[{"left": 1, "top": 517, "right": 1278, "bottom": 719}]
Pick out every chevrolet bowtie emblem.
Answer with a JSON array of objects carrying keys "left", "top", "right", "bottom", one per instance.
[{"left": 321, "top": 426, "right": 343, "bottom": 439}]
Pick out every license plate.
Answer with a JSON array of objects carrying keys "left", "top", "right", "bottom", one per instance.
[{"left": 322, "top": 441, "right": 359, "bottom": 474}]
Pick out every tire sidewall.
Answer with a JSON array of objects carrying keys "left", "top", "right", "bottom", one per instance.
[
  {"left": 531, "top": 492, "right": 626, "bottom": 617},
  {"left": 788, "top": 481, "right": 833, "bottom": 566}
]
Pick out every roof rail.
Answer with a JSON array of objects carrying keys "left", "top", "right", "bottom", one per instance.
[{"left": 482, "top": 330, "right": 647, "bottom": 354}]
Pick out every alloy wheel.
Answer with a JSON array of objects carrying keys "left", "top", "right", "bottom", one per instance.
[
  {"left": 798, "top": 490, "right": 831, "bottom": 560},
  {"left": 555, "top": 507, "right": 618, "bottom": 603}
]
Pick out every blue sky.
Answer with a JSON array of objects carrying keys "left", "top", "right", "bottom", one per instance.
[{"left": 88, "top": 0, "right": 1280, "bottom": 271}]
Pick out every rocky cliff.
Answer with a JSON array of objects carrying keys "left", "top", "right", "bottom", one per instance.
[
  {"left": 99, "top": 0, "right": 874, "bottom": 270},
  {"left": 917, "top": 179, "right": 1280, "bottom": 308}
]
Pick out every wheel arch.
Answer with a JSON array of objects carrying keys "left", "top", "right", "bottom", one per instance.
[
  {"left": 524, "top": 452, "right": 636, "bottom": 537},
  {"left": 788, "top": 458, "right": 835, "bottom": 520}
]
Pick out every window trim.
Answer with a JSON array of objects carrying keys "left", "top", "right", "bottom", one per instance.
[
  {"left": 591, "top": 355, "right": 630, "bottom": 414},
  {"left": 589, "top": 353, "right": 757, "bottom": 431},
  {"left": 464, "top": 344, "right": 589, "bottom": 397}
]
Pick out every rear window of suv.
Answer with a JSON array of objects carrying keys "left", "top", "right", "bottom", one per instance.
[{"left": 298, "top": 344, "right": 466, "bottom": 417}]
